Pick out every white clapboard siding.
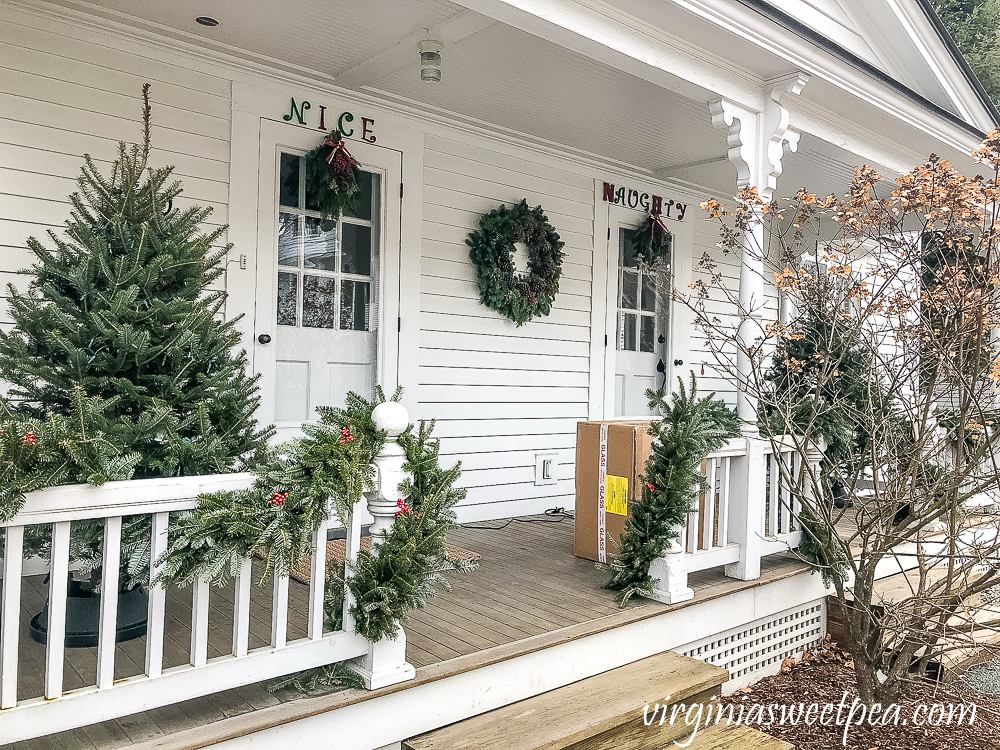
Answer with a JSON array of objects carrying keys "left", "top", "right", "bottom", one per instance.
[
  {"left": 0, "top": 18, "right": 232, "bottom": 330},
  {"left": 419, "top": 134, "right": 594, "bottom": 518}
]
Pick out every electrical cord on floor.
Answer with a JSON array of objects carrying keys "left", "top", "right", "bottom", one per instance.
[{"left": 460, "top": 507, "right": 574, "bottom": 531}]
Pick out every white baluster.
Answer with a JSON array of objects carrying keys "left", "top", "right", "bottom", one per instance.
[
  {"left": 145, "top": 511, "right": 169, "bottom": 678},
  {"left": 270, "top": 573, "right": 289, "bottom": 649},
  {"left": 232, "top": 557, "right": 251, "bottom": 657},
  {"left": 97, "top": 516, "right": 122, "bottom": 689},
  {"left": 307, "top": 510, "right": 331, "bottom": 641},
  {"left": 352, "top": 401, "right": 416, "bottom": 689},
  {"left": 1, "top": 525, "right": 24, "bottom": 708},
  {"left": 45, "top": 521, "right": 71, "bottom": 699},
  {"left": 191, "top": 576, "right": 210, "bottom": 666}
]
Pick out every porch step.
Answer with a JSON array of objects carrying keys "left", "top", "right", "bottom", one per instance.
[
  {"left": 676, "top": 721, "right": 794, "bottom": 749},
  {"left": 403, "top": 650, "right": 730, "bottom": 750}
]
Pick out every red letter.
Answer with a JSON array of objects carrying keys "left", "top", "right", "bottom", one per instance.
[
  {"left": 318, "top": 105, "right": 327, "bottom": 131},
  {"left": 652, "top": 195, "right": 663, "bottom": 215},
  {"left": 362, "top": 117, "right": 376, "bottom": 143},
  {"left": 603, "top": 182, "right": 615, "bottom": 202}
]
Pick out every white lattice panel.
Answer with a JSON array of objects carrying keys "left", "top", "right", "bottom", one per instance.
[{"left": 678, "top": 600, "right": 826, "bottom": 682}]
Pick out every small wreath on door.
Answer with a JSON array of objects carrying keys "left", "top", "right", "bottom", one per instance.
[
  {"left": 630, "top": 212, "right": 672, "bottom": 267},
  {"left": 466, "top": 200, "right": 565, "bottom": 326},
  {"left": 303, "top": 130, "right": 362, "bottom": 229}
]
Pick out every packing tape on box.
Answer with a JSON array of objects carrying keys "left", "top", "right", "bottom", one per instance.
[{"left": 598, "top": 424, "right": 608, "bottom": 563}]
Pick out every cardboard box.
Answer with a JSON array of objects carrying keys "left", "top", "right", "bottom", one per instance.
[{"left": 574, "top": 420, "right": 656, "bottom": 562}]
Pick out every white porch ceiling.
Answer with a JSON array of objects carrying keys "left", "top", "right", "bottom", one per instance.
[{"left": 40, "top": 0, "right": 907, "bottom": 195}]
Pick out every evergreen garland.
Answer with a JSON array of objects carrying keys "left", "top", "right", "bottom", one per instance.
[
  {"left": 602, "top": 375, "right": 739, "bottom": 606},
  {"left": 303, "top": 130, "right": 362, "bottom": 226},
  {"left": 630, "top": 213, "right": 673, "bottom": 267},
  {"left": 0, "top": 388, "right": 142, "bottom": 521},
  {"left": 156, "top": 391, "right": 473, "bottom": 645},
  {"left": 466, "top": 200, "right": 565, "bottom": 326},
  {"left": 156, "top": 389, "right": 387, "bottom": 587},
  {"left": 797, "top": 505, "right": 852, "bottom": 585}
]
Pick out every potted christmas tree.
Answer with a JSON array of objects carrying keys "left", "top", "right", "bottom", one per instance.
[{"left": 0, "top": 84, "right": 270, "bottom": 646}]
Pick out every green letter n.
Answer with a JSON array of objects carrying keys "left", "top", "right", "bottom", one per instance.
[{"left": 283, "top": 98, "right": 311, "bottom": 124}]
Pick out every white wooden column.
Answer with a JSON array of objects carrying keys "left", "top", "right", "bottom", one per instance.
[{"left": 710, "top": 73, "right": 809, "bottom": 435}]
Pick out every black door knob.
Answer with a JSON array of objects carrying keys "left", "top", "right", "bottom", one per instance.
[
  {"left": 673, "top": 359, "right": 684, "bottom": 366},
  {"left": 258, "top": 334, "right": 272, "bottom": 345},
  {"left": 656, "top": 359, "right": 666, "bottom": 374}
]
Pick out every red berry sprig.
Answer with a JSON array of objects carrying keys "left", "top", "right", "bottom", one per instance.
[
  {"left": 338, "top": 427, "right": 355, "bottom": 444},
  {"left": 268, "top": 491, "right": 288, "bottom": 507},
  {"left": 22, "top": 431, "right": 36, "bottom": 446},
  {"left": 394, "top": 497, "right": 411, "bottom": 517},
  {"left": 644, "top": 481, "right": 655, "bottom": 493}
]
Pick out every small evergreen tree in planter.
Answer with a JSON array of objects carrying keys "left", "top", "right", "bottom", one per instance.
[{"left": 0, "top": 84, "right": 270, "bottom": 646}]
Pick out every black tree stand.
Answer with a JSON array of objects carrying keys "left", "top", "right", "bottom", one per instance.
[{"left": 29, "top": 574, "right": 148, "bottom": 648}]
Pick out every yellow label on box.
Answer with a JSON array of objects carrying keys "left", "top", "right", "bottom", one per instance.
[{"left": 604, "top": 474, "right": 628, "bottom": 516}]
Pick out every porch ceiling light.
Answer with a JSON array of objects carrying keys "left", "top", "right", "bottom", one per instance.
[
  {"left": 195, "top": 16, "right": 220, "bottom": 27},
  {"left": 418, "top": 39, "right": 443, "bottom": 84}
]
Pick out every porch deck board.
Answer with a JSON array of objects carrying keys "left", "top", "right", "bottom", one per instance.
[{"left": 3, "top": 516, "right": 810, "bottom": 750}]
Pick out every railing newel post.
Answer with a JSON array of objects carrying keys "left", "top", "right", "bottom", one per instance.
[{"left": 350, "top": 402, "right": 416, "bottom": 690}]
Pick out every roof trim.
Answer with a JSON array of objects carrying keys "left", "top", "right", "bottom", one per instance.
[
  {"left": 912, "top": 0, "right": 1000, "bottom": 128},
  {"left": 733, "top": 0, "right": 996, "bottom": 138}
]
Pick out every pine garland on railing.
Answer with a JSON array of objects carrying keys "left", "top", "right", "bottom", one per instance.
[
  {"left": 156, "top": 390, "right": 473, "bottom": 646},
  {"left": 602, "top": 375, "right": 739, "bottom": 606}
]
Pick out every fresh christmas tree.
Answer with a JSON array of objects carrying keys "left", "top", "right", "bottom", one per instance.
[{"left": 0, "top": 84, "right": 269, "bottom": 479}]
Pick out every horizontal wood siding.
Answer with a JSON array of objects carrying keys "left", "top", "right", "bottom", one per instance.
[
  {"left": 418, "top": 134, "right": 594, "bottom": 515},
  {"left": 0, "top": 12, "right": 232, "bottom": 327}
]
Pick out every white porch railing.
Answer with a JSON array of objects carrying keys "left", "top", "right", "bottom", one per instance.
[
  {"left": 0, "top": 405, "right": 416, "bottom": 744},
  {"left": 649, "top": 435, "right": 822, "bottom": 604}
]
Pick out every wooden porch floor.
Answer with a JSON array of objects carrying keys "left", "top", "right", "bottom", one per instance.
[{"left": 3, "top": 516, "right": 809, "bottom": 750}]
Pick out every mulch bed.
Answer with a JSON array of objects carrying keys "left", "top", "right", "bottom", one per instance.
[{"left": 718, "top": 637, "right": 1000, "bottom": 750}]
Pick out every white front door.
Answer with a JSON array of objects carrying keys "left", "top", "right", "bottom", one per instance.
[
  {"left": 254, "top": 122, "right": 401, "bottom": 437},
  {"left": 611, "top": 212, "right": 670, "bottom": 417}
]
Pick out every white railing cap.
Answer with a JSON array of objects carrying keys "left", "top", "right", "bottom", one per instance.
[{"left": 4, "top": 473, "right": 255, "bottom": 526}]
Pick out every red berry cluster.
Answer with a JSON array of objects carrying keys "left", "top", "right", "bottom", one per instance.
[
  {"left": 339, "top": 427, "right": 355, "bottom": 444},
  {"left": 645, "top": 481, "right": 655, "bottom": 493},
  {"left": 395, "top": 497, "right": 411, "bottom": 517},
  {"left": 22, "top": 431, "right": 36, "bottom": 446},
  {"left": 268, "top": 491, "right": 288, "bottom": 507}
]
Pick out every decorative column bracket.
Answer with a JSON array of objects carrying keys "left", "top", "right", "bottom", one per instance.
[
  {"left": 352, "top": 401, "right": 416, "bottom": 691},
  {"left": 708, "top": 72, "right": 809, "bottom": 433}
]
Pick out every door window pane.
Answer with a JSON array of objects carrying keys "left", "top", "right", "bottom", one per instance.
[
  {"left": 341, "top": 280, "right": 370, "bottom": 331},
  {"left": 278, "top": 213, "right": 299, "bottom": 268},
  {"left": 343, "top": 171, "right": 374, "bottom": 221},
  {"left": 620, "top": 312, "right": 637, "bottom": 351},
  {"left": 279, "top": 153, "right": 300, "bottom": 208},
  {"left": 641, "top": 275, "right": 656, "bottom": 312},
  {"left": 302, "top": 275, "right": 338, "bottom": 329},
  {"left": 302, "top": 217, "right": 338, "bottom": 271},
  {"left": 640, "top": 316, "right": 655, "bottom": 352},
  {"left": 341, "top": 224, "right": 372, "bottom": 276},
  {"left": 619, "top": 228, "right": 638, "bottom": 269},
  {"left": 621, "top": 270, "right": 638, "bottom": 310},
  {"left": 277, "top": 272, "right": 297, "bottom": 326}
]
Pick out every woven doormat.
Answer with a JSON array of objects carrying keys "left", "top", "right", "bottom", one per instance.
[{"left": 290, "top": 538, "right": 480, "bottom": 584}]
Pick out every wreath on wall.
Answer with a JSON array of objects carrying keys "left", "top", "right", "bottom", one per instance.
[
  {"left": 466, "top": 200, "right": 565, "bottom": 326},
  {"left": 630, "top": 212, "right": 672, "bottom": 267},
  {"left": 304, "top": 130, "right": 362, "bottom": 229}
]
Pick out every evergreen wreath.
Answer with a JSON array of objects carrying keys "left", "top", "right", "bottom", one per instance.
[
  {"left": 466, "top": 199, "right": 565, "bottom": 326},
  {"left": 630, "top": 213, "right": 672, "bottom": 267},
  {"left": 303, "top": 130, "right": 362, "bottom": 227},
  {"left": 602, "top": 375, "right": 739, "bottom": 606}
]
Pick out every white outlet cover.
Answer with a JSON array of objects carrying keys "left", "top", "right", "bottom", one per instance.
[{"left": 534, "top": 452, "right": 558, "bottom": 485}]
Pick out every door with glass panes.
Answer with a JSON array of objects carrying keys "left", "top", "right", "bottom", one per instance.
[
  {"left": 612, "top": 214, "right": 670, "bottom": 417},
  {"left": 254, "top": 123, "right": 401, "bottom": 436}
]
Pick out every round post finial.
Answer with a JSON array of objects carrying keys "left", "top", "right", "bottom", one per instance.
[{"left": 372, "top": 401, "right": 408, "bottom": 438}]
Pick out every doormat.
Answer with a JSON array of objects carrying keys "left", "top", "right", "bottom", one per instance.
[{"left": 290, "top": 538, "right": 480, "bottom": 584}]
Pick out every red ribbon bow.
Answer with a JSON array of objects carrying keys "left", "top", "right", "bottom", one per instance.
[{"left": 324, "top": 132, "right": 359, "bottom": 169}]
